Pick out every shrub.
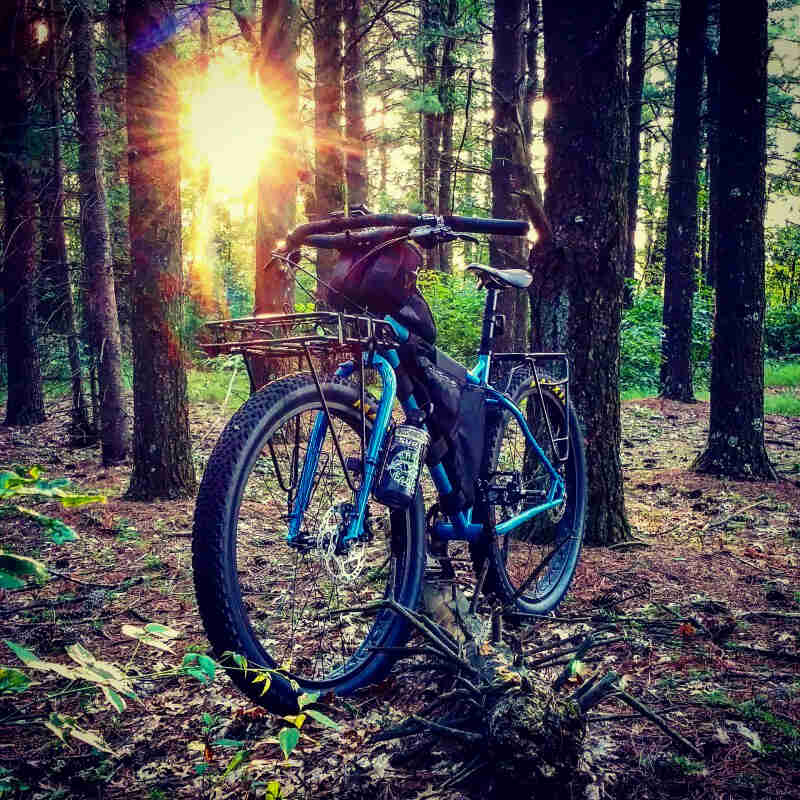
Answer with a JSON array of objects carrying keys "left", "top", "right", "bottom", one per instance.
[
  {"left": 418, "top": 270, "right": 484, "bottom": 365},
  {"left": 764, "top": 304, "right": 800, "bottom": 358},
  {"left": 619, "top": 288, "right": 714, "bottom": 393}
]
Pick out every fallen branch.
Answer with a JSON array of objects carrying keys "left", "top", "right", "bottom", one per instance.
[{"left": 614, "top": 688, "right": 704, "bottom": 760}]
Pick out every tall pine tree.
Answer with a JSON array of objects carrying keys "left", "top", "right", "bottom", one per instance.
[{"left": 125, "top": 0, "right": 195, "bottom": 499}]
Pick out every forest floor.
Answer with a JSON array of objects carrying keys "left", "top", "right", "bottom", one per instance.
[{"left": 0, "top": 391, "right": 798, "bottom": 800}]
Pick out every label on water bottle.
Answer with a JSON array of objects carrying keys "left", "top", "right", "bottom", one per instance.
[{"left": 374, "top": 424, "right": 429, "bottom": 509}]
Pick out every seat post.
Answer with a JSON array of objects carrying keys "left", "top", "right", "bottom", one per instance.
[{"left": 479, "top": 285, "right": 499, "bottom": 356}]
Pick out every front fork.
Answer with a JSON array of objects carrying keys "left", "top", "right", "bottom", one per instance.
[{"left": 286, "top": 352, "right": 397, "bottom": 545}]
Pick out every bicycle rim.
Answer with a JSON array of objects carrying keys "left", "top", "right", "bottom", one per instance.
[
  {"left": 488, "top": 386, "right": 584, "bottom": 609},
  {"left": 229, "top": 398, "right": 409, "bottom": 686}
]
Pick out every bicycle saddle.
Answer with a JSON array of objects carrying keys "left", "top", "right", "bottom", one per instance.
[{"left": 467, "top": 263, "right": 533, "bottom": 290}]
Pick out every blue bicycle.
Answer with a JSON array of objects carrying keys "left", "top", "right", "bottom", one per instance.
[{"left": 192, "top": 211, "right": 586, "bottom": 712}]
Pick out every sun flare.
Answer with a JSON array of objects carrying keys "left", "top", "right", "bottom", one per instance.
[{"left": 181, "top": 60, "right": 277, "bottom": 196}]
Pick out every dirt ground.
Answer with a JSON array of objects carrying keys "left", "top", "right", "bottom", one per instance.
[{"left": 0, "top": 393, "right": 798, "bottom": 799}]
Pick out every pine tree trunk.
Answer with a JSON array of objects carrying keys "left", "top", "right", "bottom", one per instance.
[
  {"left": 624, "top": 1, "right": 646, "bottom": 309},
  {"left": 313, "top": 0, "right": 345, "bottom": 293},
  {"left": 251, "top": 0, "right": 299, "bottom": 389},
  {"left": 521, "top": 0, "right": 539, "bottom": 147},
  {"left": 693, "top": 0, "right": 775, "bottom": 480},
  {"left": 421, "top": 0, "right": 442, "bottom": 218},
  {"left": 41, "top": 0, "right": 91, "bottom": 437},
  {"left": 659, "top": 0, "right": 707, "bottom": 403},
  {"left": 72, "top": 0, "right": 130, "bottom": 464},
  {"left": 704, "top": 3, "right": 721, "bottom": 290},
  {"left": 344, "top": 0, "right": 368, "bottom": 208},
  {"left": 491, "top": 0, "right": 530, "bottom": 353},
  {"left": 437, "top": 0, "right": 458, "bottom": 274},
  {"left": 0, "top": 0, "right": 46, "bottom": 427},
  {"left": 538, "top": 0, "right": 631, "bottom": 544},
  {"left": 106, "top": 0, "right": 132, "bottom": 347},
  {"left": 125, "top": 0, "right": 196, "bottom": 499}
]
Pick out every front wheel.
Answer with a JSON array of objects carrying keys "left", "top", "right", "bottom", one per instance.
[
  {"left": 474, "top": 372, "right": 587, "bottom": 614},
  {"left": 192, "top": 373, "right": 425, "bottom": 713}
]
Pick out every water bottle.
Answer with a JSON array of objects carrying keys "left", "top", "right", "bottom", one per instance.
[{"left": 374, "top": 424, "right": 429, "bottom": 509}]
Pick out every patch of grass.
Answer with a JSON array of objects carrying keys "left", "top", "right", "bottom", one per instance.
[
  {"left": 621, "top": 387, "right": 653, "bottom": 401},
  {"left": 188, "top": 365, "right": 250, "bottom": 405},
  {"left": 114, "top": 518, "right": 140, "bottom": 543},
  {"left": 764, "top": 390, "right": 800, "bottom": 416},
  {"left": 765, "top": 359, "right": 800, "bottom": 388}
]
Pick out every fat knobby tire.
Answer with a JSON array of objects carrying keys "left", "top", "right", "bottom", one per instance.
[
  {"left": 474, "top": 367, "right": 587, "bottom": 614},
  {"left": 192, "top": 373, "right": 425, "bottom": 713}
]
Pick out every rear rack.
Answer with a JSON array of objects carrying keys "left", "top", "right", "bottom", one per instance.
[{"left": 198, "top": 312, "right": 399, "bottom": 360}]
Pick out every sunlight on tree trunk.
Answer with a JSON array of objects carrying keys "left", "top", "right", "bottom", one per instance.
[
  {"left": 125, "top": 0, "right": 196, "bottom": 499},
  {"left": 313, "top": 0, "right": 344, "bottom": 295}
]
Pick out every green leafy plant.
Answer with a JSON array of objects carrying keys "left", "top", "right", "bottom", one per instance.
[{"left": 0, "top": 467, "right": 105, "bottom": 588}]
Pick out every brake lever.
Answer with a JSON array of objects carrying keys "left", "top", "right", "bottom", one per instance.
[{"left": 409, "top": 224, "right": 478, "bottom": 249}]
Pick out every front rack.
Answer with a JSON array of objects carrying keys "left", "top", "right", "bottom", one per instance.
[{"left": 198, "top": 311, "right": 399, "bottom": 360}]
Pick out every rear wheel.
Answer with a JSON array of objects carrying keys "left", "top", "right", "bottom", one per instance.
[
  {"left": 474, "top": 371, "right": 586, "bottom": 614},
  {"left": 192, "top": 374, "right": 425, "bottom": 712}
]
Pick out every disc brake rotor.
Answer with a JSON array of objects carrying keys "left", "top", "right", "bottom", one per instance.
[{"left": 316, "top": 502, "right": 369, "bottom": 584}]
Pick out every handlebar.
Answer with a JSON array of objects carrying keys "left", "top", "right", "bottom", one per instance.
[{"left": 286, "top": 212, "right": 529, "bottom": 249}]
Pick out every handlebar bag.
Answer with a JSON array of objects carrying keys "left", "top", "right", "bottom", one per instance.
[{"left": 326, "top": 241, "right": 421, "bottom": 314}]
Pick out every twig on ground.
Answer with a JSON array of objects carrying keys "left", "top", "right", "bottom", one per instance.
[
  {"left": 614, "top": 688, "right": 704, "bottom": 760},
  {"left": 408, "top": 714, "right": 484, "bottom": 743}
]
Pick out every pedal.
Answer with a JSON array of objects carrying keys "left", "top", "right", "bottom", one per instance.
[{"left": 344, "top": 456, "right": 363, "bottom": 473}]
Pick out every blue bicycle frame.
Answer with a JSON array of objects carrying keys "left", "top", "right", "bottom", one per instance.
[{"left": 285, "top": 313, "right": 566, "bottom": 549}]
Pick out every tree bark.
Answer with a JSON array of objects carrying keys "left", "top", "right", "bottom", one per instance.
[
  {"left": 344, "top": 0, "right": 368, "bottom": 209},
  {"left": 521, "top": 0, "right": 540, "bottom": 148},
  {"left": 491, "top": 0, "right": 530, "bottom": 352},
  {"left": 421, "top": 0, "right": 442, "bottom": 219},
  {"left": 420, "top": 0, "right": 443, "bottom": 271},
  {"left": 105, "top": 0, "right": 133, "bottom": 349},
  {"left": 41, "top": 0, "right": 91, "bottom": 437},
  {"left": 72, "top": 0, "right": 130, "bottom": 464},
  {"left": 659, "top": 0, "right": 707, "bottom": 403},
  {"left": 313, "top": 0, "right": 344, "bottom": 293},
  {"left": 704, "top": 2, "right": 721, "bottom": 289},
  {"left": 250, "top": 0, "right": 299, "bottom": 389},
  {"left": 624, "top": 1, "right": 646, "bottom": 309},
  {"left": 0, "top": 0, "right": 46, "bottom": 426},
  {"left": 125, "top": 0, "right": 196, "bottom": 499},
  {"left": 537, "top": 0, "right": 631, "bottom": 544},
  {"left": 436, "top": 0, "right": 458, "bottom": 273},
  {"left": 693, "top": 0, "right": 775, "bottom": 480}
]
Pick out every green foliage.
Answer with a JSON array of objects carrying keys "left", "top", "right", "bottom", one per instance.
[
  {"left": 764, "top": 304, "right": 800, "bottom": 357},
  {"left": 405, "top": 88, "right": 444, "bottom": 115},
  {"left": 181, "top": 652, "right": 217, "bottom": 685},
  {"left": 0, "top": 766, "right": 30, "bottom": 797},
  {"left": 187, "top": 359, "right": 251, "bottom": 405},
  {"left": 0, "top": 552, "right": 48, "bottom": 589},
  {"left": 620, "top": 290, "right": 663, "bottom": 393},
  {"left": 0, "top": 467, "right": 105, "bottom": 586},
  {"left": 619, "top": 288, "right": 714, "bottom": 393},
  {"left": 0, "top": 667, "right": 31, "bottom": 695},
  {"left": 418, "top": 270, "right": 483, "bottom": 364}
]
